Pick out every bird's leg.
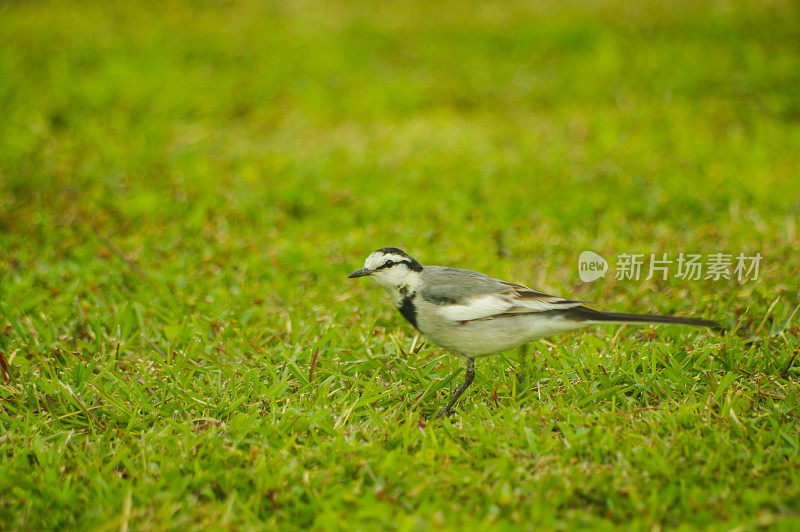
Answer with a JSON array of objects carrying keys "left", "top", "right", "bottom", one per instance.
[
  {"left": 517, "top": 343, "right": 529, "bottom": 386},
  {"left": 437, "top": 357, "right": 475, "bottom": 419}
]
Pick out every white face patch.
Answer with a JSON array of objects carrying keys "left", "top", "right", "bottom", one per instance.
[
  {"left": 364, "top": 251, "right": 410, "bottom": 271},
  {"left": 363, "top": 250, "right": 423, "bottom": 294}
]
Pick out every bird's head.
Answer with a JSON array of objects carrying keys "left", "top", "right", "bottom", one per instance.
[{"left": 348, "top": 247, "right": 423, "bottom": 293}]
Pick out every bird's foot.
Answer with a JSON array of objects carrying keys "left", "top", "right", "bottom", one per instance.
[{"left": 436, "top": 407, "right": 454, "bottom": 419}]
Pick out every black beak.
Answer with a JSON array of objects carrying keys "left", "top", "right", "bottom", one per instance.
[{"left": 348, "top": 267, "right": 370, "bottom": 278}]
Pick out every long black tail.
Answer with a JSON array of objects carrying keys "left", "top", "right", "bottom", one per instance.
[{"left": 566, "top": 306, "right": 723, "bottom": 331}]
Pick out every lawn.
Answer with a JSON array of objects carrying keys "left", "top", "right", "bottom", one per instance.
[{"left": 1, "top": 0, "right": 799, "bottom": 529}]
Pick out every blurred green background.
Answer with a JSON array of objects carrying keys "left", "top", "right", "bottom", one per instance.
[{"left": 1, "top": 0, "right": 799, "bottom": 529}]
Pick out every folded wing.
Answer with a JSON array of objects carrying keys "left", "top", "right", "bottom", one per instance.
[
  {"left": 438, "top": 290, "right": 584, "bottom": 322},
  {"left": 419, "top": 266, "right": 585, "bottom": 323}
]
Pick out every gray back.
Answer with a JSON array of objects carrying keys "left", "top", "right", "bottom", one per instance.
[{"left": 420, "top": 266, "right": 550, "bottom": 304}]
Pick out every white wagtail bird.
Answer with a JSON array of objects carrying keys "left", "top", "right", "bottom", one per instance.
[{"left": 349, "top": 247, "right": 722, "bottom": 419}]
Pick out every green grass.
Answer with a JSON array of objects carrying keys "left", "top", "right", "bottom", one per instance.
[{"left": 1, "top": 0, "right": 800, "bottom": 529}]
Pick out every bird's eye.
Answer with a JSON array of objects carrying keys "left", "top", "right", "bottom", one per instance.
[{"left": 383, "top": 260, "right": 394, "bottom": 268}]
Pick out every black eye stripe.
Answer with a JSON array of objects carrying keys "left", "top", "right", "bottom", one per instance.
[
  {"left": 375, "top": 259, "right": 403, "bottom": 271},
  {"left": 377, "top": 261, "right": 395, "bottom": 270},
  {"left": 373, "top": 258, "right": 423, "bottom": 273}
]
